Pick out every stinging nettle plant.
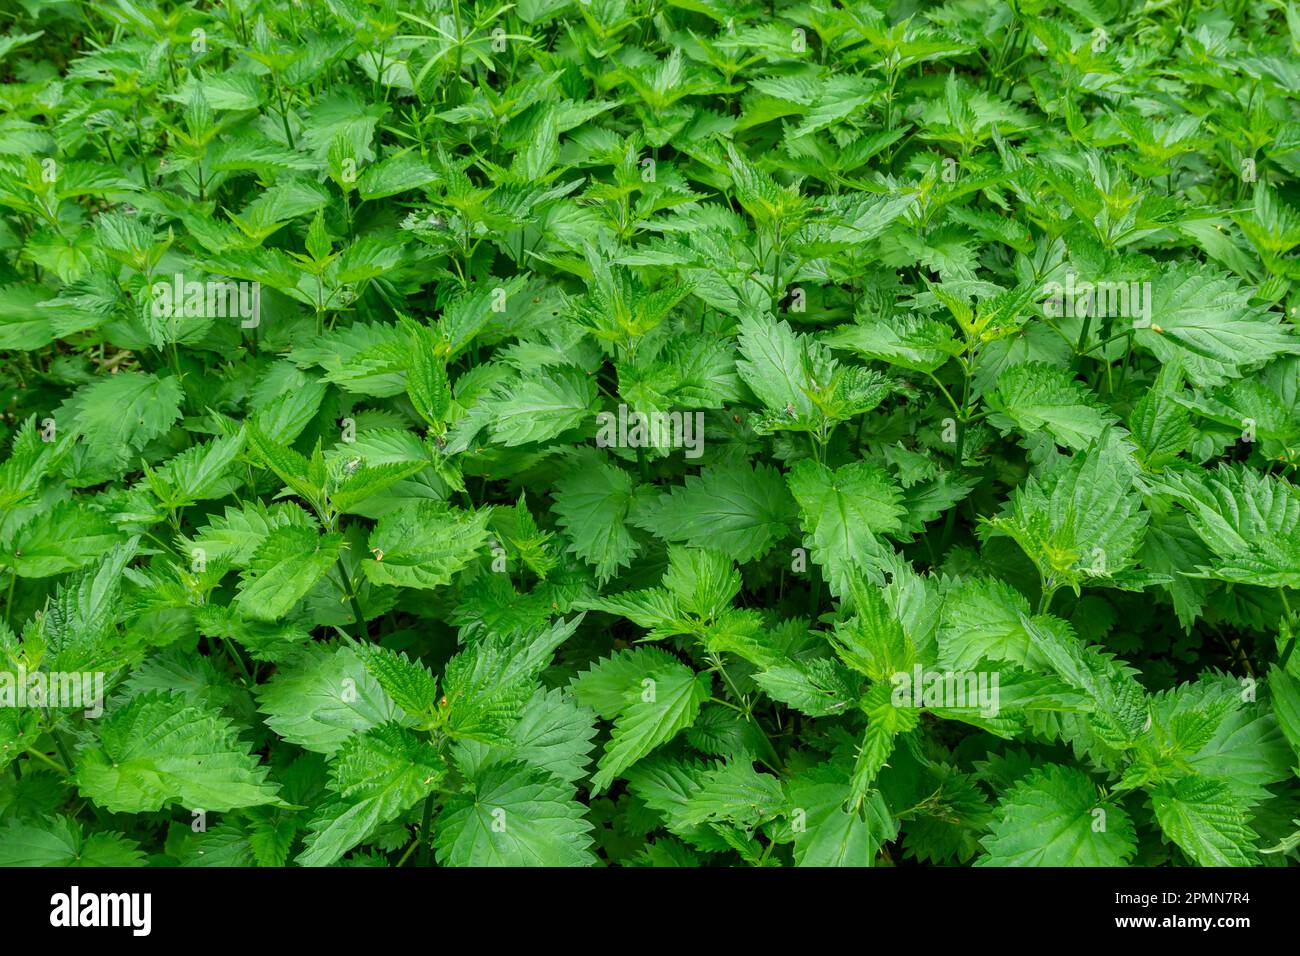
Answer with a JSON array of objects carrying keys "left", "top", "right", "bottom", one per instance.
[{"left": 0, "top": 0, "right": 1297, "bottom": 869}]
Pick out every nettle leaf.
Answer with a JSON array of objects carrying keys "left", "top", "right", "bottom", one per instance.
[
  {"left": 144, "top": 431, "right": 247, "bottom": 508},
  {"left": 256, "top": 644, "right": 401, "bottom": 754},
  {"left": 1020, "top": 613, "right": 1149, "bottom": 750},
  {"left": 632, "top": 461, "right": 795, "bottom": 563},
  {"left": 1152, "top": 464, "right": 1300, "bottom": 588},
  {"left": 736, "top": 312, "right": 830, "bottom": 423},
  {"left": 290, "top": 323, "right": 410, "bottom": 397},
  {"left": 1269, "top": 665, "right": 1300, "bottom": 758},
  {"left": 74, "top": 692, "right": 279, "bottom": 813},
  {"left": 442, "top": 615, "right": 583, "bottom": 744},
  {"left": 752, "top": 658, "right": 857, "bottom": 718},
  {"left": 824, "top": 313, "right": 962, "bottom": 375},
  {"left": 234, "top": 526, "right": 342, "bottom": 621},
  {"left": 245, "top": 422, "right": 323, "bottom": 508},
  {"left": 181, "top": 501, "right": 318, "bottom": 567},
  {"left": 0, "top": 414, "right": 75, "bottom": 510},
  {"left": 571, "top": 646, "right": 685, "bottom": 719},
  {"left": 0, "top": 816, "right": 145, "bottom": 867},
  {"left": 1136, "top": 263, "right": 1300, "bottom": 387},
  {"left": 982, "top": 430, "right": 1147, "bottom": 595},
  {"left": 362, "top": 502, "right": 491, "bottom": 589},
  {"left": 787, "top": 459, "right": 903, "bottom": 594},
  {"left": 585, "top": 655, "right": 712, "bottom": 792},
  {"left": 434, "top": 762, "right": 596, "bottom": 867},
  {"left": 485, "top": 366, "right": 597, "bottom": 447},
  {"left": 453, "top": 686, "right": 599, "bottom": 785},
  {"left": 356, "top": 152, "right": 438, "bottom": 200},
  {"left": 1, "top": 500, "right": 121, "bottom": 578},
  {"left": 297, "top": 723, "right": 445, "bottom": 867},
  {"left": 940, "top": 577, "right": 1051, "bottom": 670},
  {"left": 352, "top": 641, "right": 440, "bottom": 727},
  {"left": 987, "top": 361, "right": 1119, "bottom": 452},
  {"left": 552, "top": 449, "right": 641, "bottom": 583},
  {"left": 786, "top": 762, "right": 898, "bottom": 867},
  {"left": 1128, "top": 362, "right": 1192, "bottom": 471},
  {"left": 63, "top": 371, "right": 183, "bottom": 471},
  {"left": 677, "top": 757, "right": 785, "bottom": 828},
  {"left": 978, "top": 765, "right": 1136, "bottom": 866},
  {"left": 1151, "top": 776, "right": 1258, "bottom": 867}
]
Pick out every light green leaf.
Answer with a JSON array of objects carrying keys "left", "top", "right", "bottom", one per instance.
[
  {"left": 979, "top": 765, "right": 1136, "bottom": 866},
  {"left": 234, "top": 526, "right": 342, "bottom": 621},
  {"left": 74, "top": 692, "right": 279, "bottom": 813},
  {"left": 434, "top": 762, "right": 596, "bottom": 866},
  {"left": 361, "top": 502, "right": 491, "bottom": 589}
]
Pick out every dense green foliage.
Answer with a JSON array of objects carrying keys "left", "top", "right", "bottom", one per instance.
[{"left": 0, "top": 0, "right": 1299, "bottom": 868}]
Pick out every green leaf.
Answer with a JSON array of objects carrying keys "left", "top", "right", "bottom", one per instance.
[
  {"left": 982, "top": 430, "right": 1147, "bottom": 595},
  {"left": 145, "top": 431, "right": 247, "bottom": 508},
  {"left": 1269, "top": 665, "right": 1300, "bottom": 758},
  {"left": 552, "top": 449, "right": 641, "bottom": 583},
  {"left": 1151, "top": 776, "right": 1258, "bottom": 867},
  {"left": 0, "top": 816, "right": 145, "bottom": 867},
  {"left": 1135, "top": 263, "right": 1300, "bottom": 387},
  {"left": 752, "top": 658, "right": 856, "bottom": 718},
  {"left": 349, "top": 642, "right": 439, "bottom": 727},
  {"left": 988, "top": 361, "right": 1119, "bottom": 451},
  {"left": 570, "top": 646, "right": 685, "bottom": 719},
  {"left": 787, "top": 762, "right": 897, "bottom": 867},
  {"left": 356, "top": 152, "right": 438, "bottom": 200},
  {"left": 979, "top": 765, "right": 1136, "bottom": 866},
  {"left": 64, "top": 371, "right": 183, "bottom": 470},
  {"left": 434, "top": 762, "right": 596, "bottom": 867},
  {"left": 788, "top": 459, "right": 903, "bottom": 594},
  {"left": 678, "top": 758, "right": 785, "bottom": 828},
  {"left": 823, "top": 313, "right": 962, "bottom": 375},
  {"left": 234, "top": 526, "right": 342, "bottom": 621},
  {"left": 256, "top": 644, "right": 401, "bottom": 753},
  {"left": 1, "top": 500, "right": 120, "bottom": 578},
  {"left": 361, "top": 502, "right": 491, "bottom": 589},
  {"left": 245, "top": 421, "right": 323, "bottom": 508},
  {"left": 74, "top": 692, "right": 279, "bottom": 813},
  {"left": 31, "top": 541, "right": 137, "bottom": 674},
  {"left": 632, "top": 461, "right": 795, "bottom": 563},
  {"left": 486, "top": 366, "right": 596, "bottom": 447},
  {"left": 453, "top": 687, "right": 599, "bottom": 784},
  {"left": 181, "top": 501, "right": 317, "bottom": 567},
  {"left": 297, "top": 723, "right": 445, "bottom": 867},
  {"left": 442, "top": 615, "right": 584, "bottom": 744},
  {"left": 736, "top": 312, "right": 829, "bottom": 422},
  {"left": 590, "top": 661, "right": 711, "bottom": 792},
  {"left": 1152, "top": 464, "right": 1300, "bottom": 588}
]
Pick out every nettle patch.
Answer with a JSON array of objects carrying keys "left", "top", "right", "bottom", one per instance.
[{"left": 0, "top": 0, "right": 1297, "bottom": 869}]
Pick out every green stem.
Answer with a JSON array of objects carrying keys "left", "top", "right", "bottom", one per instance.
[
  {"left": 1072, "top": 312, "right": 1094, "bottom": 371},
  {"left": 24, "top": 747, "right": 69, "bottom": 776},
  {"left": 335, "top": 559, "right": 367, "bottom": 639},
  {"left": 3, "top": 569, "right": 14, "bottom": 628},
  {"left": 46, "top": 712, "right": 75, "bottom": 771},
  {"left": 1279, "top": 590, "right": 1296, "bottom": 670},
  {"left": 222, "top": 636, "right": 254, "bottom": 685},
  {"left": 417, "top": 793, "right": 435, "bottom": 866},
  {"left": 1077, "top": 325, "right": 1137, "bottom": 359},
  {"left": 709, "top": 696, "right": 744, "bottom": 713},
  {"left": 1037, "top": 581, "right": 1057, "bottom": 615},
  {"left": 274, "top": 75, "right": 296, "bottom": 149},
  {"left": 769, "top": 221, "right": 784, "bottom": 310},
  {"left": 396, "top": 838, "right": 419, "bottom": 867}
]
